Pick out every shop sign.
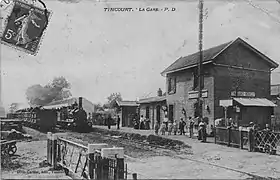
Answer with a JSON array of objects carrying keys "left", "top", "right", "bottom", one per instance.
[
  {"left": 188, "top": 90, "right": 208, "bottom": 99},
  {"left": 231, "top": 91, "right": 255, "bottom": 97}
]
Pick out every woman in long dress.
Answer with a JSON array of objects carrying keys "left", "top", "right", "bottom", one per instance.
[{"left": 13, "top": 8, "right": 41, "bottom": 47}]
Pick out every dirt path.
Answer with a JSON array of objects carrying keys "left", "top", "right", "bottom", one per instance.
[
  {"left": 2, "top": 127, "right": 279, "bottom": 179},
  {"left": 93, "top": 125, "right": 280, "bottom": 179},
  {"left": 1, "top": 127, "right": 70, "bottom": 179}
]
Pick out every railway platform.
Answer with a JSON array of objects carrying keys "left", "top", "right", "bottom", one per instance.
[{"left": 91, "top": 125, "right": 215, "bottom": 148}]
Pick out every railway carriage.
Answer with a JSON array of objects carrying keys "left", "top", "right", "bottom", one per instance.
[{"left": 6, "top": 97, "right": 94, "bottom": 132}]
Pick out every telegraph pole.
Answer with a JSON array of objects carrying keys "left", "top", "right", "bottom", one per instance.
[{"left": 197, "top": 0, "right": 204, "bottom": 119}]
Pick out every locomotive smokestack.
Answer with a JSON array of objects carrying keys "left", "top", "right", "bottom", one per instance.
[{"left": 79, "top": 97, "right": 83, "bottom": 109}]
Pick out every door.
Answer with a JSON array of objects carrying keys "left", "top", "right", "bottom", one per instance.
[
  {"left": 156, "top": 105, "right": 161, "bottom": 123},
  {"left": 169, "top": 105, "right": 174, "bottom": 122}
]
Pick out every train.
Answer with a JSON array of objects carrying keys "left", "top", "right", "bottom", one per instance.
[
  {"left": 7, "top": 97, "right": 92, "bottom": 132},
  {"left": 10, "top": 107, "right": 58, "bottom": 132}
]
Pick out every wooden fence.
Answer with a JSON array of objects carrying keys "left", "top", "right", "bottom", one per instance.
[
  {"left": 214, "top": 127, "right": 280, "bottom": 155},
  {"left": 46, "top": 132, "right": 132, "bottom": 180}
]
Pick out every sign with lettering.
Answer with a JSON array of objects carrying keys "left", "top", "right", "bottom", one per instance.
[
  {"left": 101, "top": 147, "right": 124, "bottom": 159},
  {"left": 188, "top": 90, "right": 208, "bottom": 99},
  {"left": 231, "top": 91, "right": 255, "bottom": 97}
]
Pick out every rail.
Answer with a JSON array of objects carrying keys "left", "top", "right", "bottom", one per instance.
[{"left": 46, "top": 132, "right": 134, "bottom": 180}]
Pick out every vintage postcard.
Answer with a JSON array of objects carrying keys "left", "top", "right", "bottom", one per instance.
[{"left": 1, "top": 0, "right": 280, "bottom": 179}]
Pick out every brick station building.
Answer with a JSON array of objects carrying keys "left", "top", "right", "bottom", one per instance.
[
  {"left": 161, "top": 37, "right": 279, "bottom": 132},
  {"left": 271, "top": 84, "right": 280, "bottom": 129}
]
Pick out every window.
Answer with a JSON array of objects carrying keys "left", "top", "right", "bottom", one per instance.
[
  {"left": 146, "top": 106, "right": 150, "bottom": 119},
  {"left": 193, "top": 68, "right": 204, "bottom": 90},
  {"left": 168, "top": 76, "right": 176, "bottom": 94}
]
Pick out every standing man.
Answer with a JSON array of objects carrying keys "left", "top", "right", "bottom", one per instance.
[
  {"left": 117, "top": 115, "right": 120, "bottom": 130},
  {"left": 107, "top": 114, "right": 111, "bottom": 129},
  {"left": 189, "top": 117, "right": 194, "bottom": 138},
  {"left": 179, "top": 118, "right": 186, "bottom": 135},
  {"left": 163, "top": 111, "right": 169, "bottom": 131}
]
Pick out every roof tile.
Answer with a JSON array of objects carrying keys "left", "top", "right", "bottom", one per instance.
[{"left": 161, "top": 40, "right": 232, "bottom": 75}]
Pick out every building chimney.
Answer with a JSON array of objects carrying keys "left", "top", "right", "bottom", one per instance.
[
  {"left": 79, "top": 97, "right": 83, "bottom": 109},
  {"left": 157, "top": 88, "right": 163, "bottom": 97}
]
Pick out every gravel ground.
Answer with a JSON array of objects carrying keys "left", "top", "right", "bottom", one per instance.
[
  {"left": 1, "top": 127, "right": 279, "bottom": 179},
  {"left": 1, "top": 127, "right": 70, "bottom": 179}
]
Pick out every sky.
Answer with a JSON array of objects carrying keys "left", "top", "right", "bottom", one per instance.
[{"left": 1, "top": 0, "right": 280, "bottom": 110}]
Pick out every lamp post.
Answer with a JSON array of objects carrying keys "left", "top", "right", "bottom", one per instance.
[{"left": 197, "top": 0, "right": 204, "bottom": 120}]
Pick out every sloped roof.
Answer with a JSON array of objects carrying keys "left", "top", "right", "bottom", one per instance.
[
  {"left": 44, "top": 97, "right": 95, "bottom": 114},
  {"left": 116, "top": 100, "right": 138, "bottom": 107},
  {"left": 161, "top": 37, "right": 279, "bottom": 75},
  {"left": 138, "top": 95, "right": 166, "bottom": 104},
  {"left": 233, "top": 98, "right": 276, "bottom": 107},
  {"left": 271, "top": 84, "right": 280, "bottom": 96}
]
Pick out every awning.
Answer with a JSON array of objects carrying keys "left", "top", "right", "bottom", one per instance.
[
  {"left": 219, "top": 98, "right": 277, "bottom": 107},
  {"left": 233, "top": 98, "right": 277, "bottom": 107},
  {"left": 43, "top": 103, "right": 70, "bottom": 109}
]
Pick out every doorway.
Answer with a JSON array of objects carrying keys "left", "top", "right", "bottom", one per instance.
[
  {"left": 156, "top": 105, "right": 161, "bottom": 123},
  {"left": 169, "top": 105, "right": 174, "bottom": 122},
  {"left": 194, "top": 100, "right": 203, "bottom": 118}
]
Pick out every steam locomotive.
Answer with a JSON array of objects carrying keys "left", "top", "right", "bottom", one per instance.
[{"left": 7, "top": 97, "right": 92, "bottom": 132}]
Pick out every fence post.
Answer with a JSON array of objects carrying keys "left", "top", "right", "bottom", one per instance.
[
  {"left": 52, "top": 134, "right": 58, "bottom": 170},
  {"left": 88, "top": 144, "right": 108, "bottom": 179},
  {"left": 239, "top": 127, "right": 243, "bottom": 149},
  {"left": 214, "top": 128, "right": 217, "bottom": 144},
  {"left": 102, "top": 158, "right": 109, "bottom": 180},
  {"left": 248, "top": 129, "right": 253, "bottom": 152},
  {"left": 47, "top": 132, "right": 52, "bottom": 165},
  {"left": 227, "top": 127, "right": 231, "bottom": 147},
  {"left": 116, "top": 158, "right": 124, "bottom": 180},
  {"left": 96, "top": 156, "right": 102, "bottom": 180},
  {"left": 252, "top": 130, "right": 255, "bottom": 152},
  {"left": 57, "top": 140, "right": 61, "bottom": 163},
  {"left": 132, "top": 173, "right": 137, "bottom": 180},
  {"left": 88, "top": 144, "right": 95, "bottom": 179},
  {"left": 101, "top": 147, "right": 124, "bottom": 180}
]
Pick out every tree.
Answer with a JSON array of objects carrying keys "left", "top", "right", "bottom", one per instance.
[
  {"left": 26, "top": 76, "right": 72, "bottom": 106},
  {"left": 106, "top": 92, "right": 122, "bottom": 110},
  {"left": 9, "top": 103, "right": 20, "bottom": 113},
  {"left": 94, "top": 103, "right": 104, "bottom": 112}
]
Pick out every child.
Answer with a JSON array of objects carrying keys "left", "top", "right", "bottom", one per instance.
[
  {"left": 160, "top": 123, "right": 166, "bottom": 135},
  {"left": 167, "top": 121, "right": 173, "bottom": 135}
]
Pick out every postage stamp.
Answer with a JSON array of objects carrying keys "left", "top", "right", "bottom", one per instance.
[
  {"left": 0, "top": 0, "right": 13, "bottom": 10},
  {"left": 0, "top": 0, "right": 52, "bottom": 56}
]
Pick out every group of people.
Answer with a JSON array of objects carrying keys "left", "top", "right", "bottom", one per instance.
[
  {"left": 134, "top": 115, "right": 151, "bottom": 130},
  {"left": 153, "top": 116, "right": 208, "bottom": 142}
]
